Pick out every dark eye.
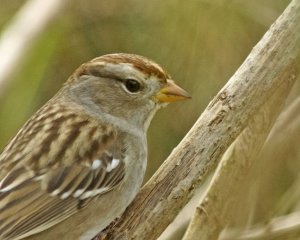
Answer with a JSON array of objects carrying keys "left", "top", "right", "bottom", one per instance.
[{"left": 124, "top": 79, "right": 142, "bottom": 93}]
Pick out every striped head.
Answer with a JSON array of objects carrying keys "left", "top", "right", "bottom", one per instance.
[{"left": 63, "top": 53, "right": 191, "bottom": 130}]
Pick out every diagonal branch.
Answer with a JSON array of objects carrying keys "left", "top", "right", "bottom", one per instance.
[
  {"left": 182, "top": 64, "right": 295, "bottom": 240},
  {"left": 218, "top": 96, "right": 300, "bottom": 240},
  {"left": 100, "top": 0, "right": 300, "bottom": 239}
]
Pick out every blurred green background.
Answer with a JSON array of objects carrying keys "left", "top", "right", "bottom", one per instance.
[
  {"left": 0, "top": 0, "right": 290, "bottom": 182},
  {"left": 3, "top": 1, "right": 300, "bottom": 239}
]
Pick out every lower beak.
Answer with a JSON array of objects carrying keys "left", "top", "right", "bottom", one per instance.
[{"left": 155, "top": 79, "right": 191, "bottom": 103}]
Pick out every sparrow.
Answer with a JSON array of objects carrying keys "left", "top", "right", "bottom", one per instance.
[{"left": 0, "top": 53, "right": 190, "bottom": 240}]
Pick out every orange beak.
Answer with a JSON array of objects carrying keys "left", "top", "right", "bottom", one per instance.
[{"left": 155, "top": 79, "right": 191, "bottom": 103}]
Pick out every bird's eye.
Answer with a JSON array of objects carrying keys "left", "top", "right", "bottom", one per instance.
[{"left": 124, "top": 79, "right": 142, "bottom": 93}]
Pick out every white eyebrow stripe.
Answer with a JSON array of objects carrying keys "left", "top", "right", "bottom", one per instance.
[
  {"left": 91, "top": 159, "right": 102, "bottom": 170},
  {"left": 106, "top": 159, "right": 120, "bottom": 172}
]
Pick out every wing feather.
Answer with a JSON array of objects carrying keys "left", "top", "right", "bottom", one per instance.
[{"left": 0, "top": 115, "right": 126, "bottom": 240}]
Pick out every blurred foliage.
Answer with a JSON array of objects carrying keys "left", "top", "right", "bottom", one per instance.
[
  {"left": 0, "top": 2, "right": 296, "bottom": 230},
  {"left": 0, "top": 0, "right": 292, "bottom": 176},
  {"left": 0, "top": 0, "right": 290, "bottom": 178}
]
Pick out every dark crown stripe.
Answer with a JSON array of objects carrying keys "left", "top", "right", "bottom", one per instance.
[
  {"left": 71, "top": 54, "right": 169, "bottom": 84},
  {"left": 95, "top": 54, "right": 168, "bottom": 80}
]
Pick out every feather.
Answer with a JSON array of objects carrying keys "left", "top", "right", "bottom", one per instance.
[{"left": 0, "top": 106, "right": 125, "bottom": 240}]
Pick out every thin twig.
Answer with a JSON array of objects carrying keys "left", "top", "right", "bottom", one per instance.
[{"left": 221, "top": 211, "right": 300, "bottom": 240}]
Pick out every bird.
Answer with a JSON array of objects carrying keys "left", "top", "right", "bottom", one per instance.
[{"left": 0, "top": 53, "right": 190, "bottom": 240}]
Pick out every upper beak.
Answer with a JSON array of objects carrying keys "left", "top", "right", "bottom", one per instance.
[{"left": 155, "top": 79, "right": 191, "bottom": 103}]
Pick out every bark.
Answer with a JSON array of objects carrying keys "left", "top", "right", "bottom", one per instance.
[{"left": 182, "top": 67, "right": 295, "bottom": 240}]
